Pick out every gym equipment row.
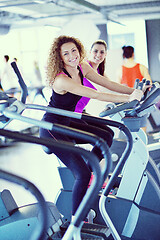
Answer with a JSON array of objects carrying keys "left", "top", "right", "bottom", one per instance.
[{"left": 0, "top": 62, "right": 160, "bottom": 239}]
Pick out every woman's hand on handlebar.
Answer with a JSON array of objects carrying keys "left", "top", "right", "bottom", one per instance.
[
  {"left": 142, "top": 83, "right": 152, "bottom": 93},
  {"left": 129, "top": 89, "right": 143, "bottom": 102}
]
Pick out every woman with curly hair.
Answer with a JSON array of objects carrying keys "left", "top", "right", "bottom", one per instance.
[{"left": 39, "top": 35, "right": 144, "bottom": 224}]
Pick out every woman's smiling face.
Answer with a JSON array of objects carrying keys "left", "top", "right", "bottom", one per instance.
[
  {"left": 60, "top": 42, "right": 80, "bottom": 68},
  {"left": 90, "top": 43, "right": 107, "bottom": 65}
]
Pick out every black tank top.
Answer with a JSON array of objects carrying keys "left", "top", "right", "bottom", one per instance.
[{"left": 43, "top": 66, "right": 84, "bottom": 125}]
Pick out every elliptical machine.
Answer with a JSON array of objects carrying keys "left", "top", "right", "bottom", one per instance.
[
  {"left": 95, "top": 80, "right": 160, "bottom": 240},
  {"left": 55, "top": 80, "right": 160, "bottom": 240}
]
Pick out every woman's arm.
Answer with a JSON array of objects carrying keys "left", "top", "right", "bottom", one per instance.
[
  {"left": 82, "top": 62, "right": 134, "bottom": 94},
  {"left": 116, "top": 67, "right": 123, "bottom": 84},
  {"left": 140, "top": 64, "right": 152, "bottom": 82},
  {"left": 54, "top": 74, "right": 143, "bottom": 103}
]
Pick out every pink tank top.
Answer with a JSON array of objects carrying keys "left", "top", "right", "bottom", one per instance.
[{"left": 75, "top": 62, "right": 97, "bottom": 113}]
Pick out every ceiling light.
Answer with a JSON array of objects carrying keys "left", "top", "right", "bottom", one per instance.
[{"left": 33, "top": 0, "right": 45, "bottom": 4}]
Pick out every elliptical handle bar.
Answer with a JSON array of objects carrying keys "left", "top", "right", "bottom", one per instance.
[
  {"left": 99, "top": 80, "right": 159, "bottom": 118},
  {"left": 135, "top": 87, "right": 160, "bottom": 114},
  {"left": 137, "top": 79, "right": 145, "bottom": 90},
  {"left": 11, "top": 61, "right": 28, "bottom": 104},
  {"left": 125, "top": 85, "right": 160, "bottom": 117},
  {"left": 0, "top": 167, "right": 48, "bottom": 240},
  {"left": 134, "top": 78, "right": 140, "bottom": 89},
  {"left": 99, "top": 100, "right": 138, "bottom": 117}
]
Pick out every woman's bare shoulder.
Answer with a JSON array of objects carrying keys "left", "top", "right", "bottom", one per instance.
[
  {"left": 80, "top": 61, "right": 92, "bottom": 76},
  {"left": 54, "top": 74, "right": 69, "bottom": 91}
]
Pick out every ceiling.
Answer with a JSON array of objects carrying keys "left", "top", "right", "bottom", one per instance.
[{"left": 0, "top": 0, "right": 160, "bottom": 34}]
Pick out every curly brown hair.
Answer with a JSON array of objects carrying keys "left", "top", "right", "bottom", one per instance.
[{"left": 46, "top": 35, "right": 86, "bottom": 87}]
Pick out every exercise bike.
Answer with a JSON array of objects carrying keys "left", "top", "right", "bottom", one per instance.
[
  {"left": 55, "top": 80, "right": 160, "bottom": 240},
  {"left": 95, "top": 81, "right": 160, "bottom": 240}
]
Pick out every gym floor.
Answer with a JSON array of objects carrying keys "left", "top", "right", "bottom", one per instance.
[{"left": 0, "top": 138, "right": 62, "bottom": 208}]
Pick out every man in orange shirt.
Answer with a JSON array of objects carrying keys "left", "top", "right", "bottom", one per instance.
[{"left": 118, "top": 46, "right": 152, "bottom": 87}]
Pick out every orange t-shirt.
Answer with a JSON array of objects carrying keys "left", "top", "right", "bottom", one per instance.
[{"left": 121, "top": 63, "right": 143, "bottom": 88}]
